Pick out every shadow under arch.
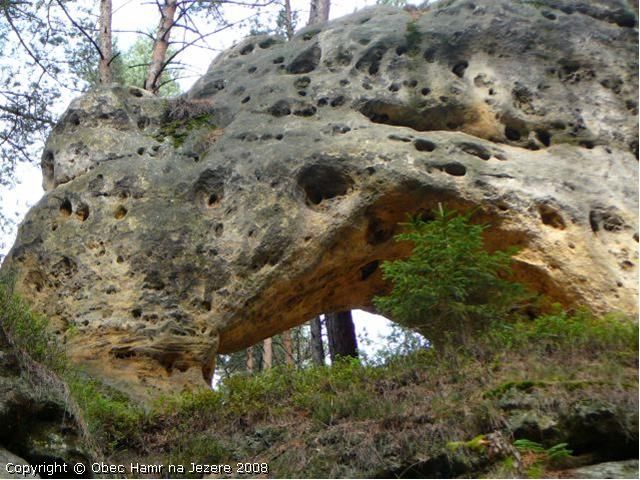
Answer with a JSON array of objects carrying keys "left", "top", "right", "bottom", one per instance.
[{"left": 206, "top": 185, "right": 570, "bottom": 383}]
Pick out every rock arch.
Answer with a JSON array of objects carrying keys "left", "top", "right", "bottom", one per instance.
[{"left": 2, "top": 0, "right": 637, "bottom": 398}]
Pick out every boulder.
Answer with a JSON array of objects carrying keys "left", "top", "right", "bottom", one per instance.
[
  {"left": 0, "top": 329, "right": 90, "bottom": 474},
  {"left": 1, "top": 0, "right": 637, "bottom": 397},
  {"left": 567, "top": 459, "right": 639, "bottom": 479},
  {"left": 0, "top": 448, "right": 38, "bottom": 479}
]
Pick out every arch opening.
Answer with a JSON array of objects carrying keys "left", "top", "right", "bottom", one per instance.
[{"left": 208, "top": 187, "right": 570, "bottom": 385}]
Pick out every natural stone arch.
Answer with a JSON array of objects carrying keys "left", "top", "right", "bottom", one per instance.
[{"left": 2, "top": 0, "right": 637, "bottom": 399}]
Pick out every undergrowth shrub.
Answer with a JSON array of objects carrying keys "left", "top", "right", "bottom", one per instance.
[
  {"left": 0, "top": 274, "right": 66, "bottom": 372},
  {"left": 66, "top": 373, "right": 146, "bottom": 449},
  {"left": 485, "top": 307, "right": 638, "bottom": 361},
  {"left": 166, "top": 433, "right": 229, "bottom": 478},
  {"left": 374, "top": 206, "right": 528, "bottom": 345}
]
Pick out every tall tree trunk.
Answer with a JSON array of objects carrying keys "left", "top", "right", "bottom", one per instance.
[
  {"left": 310, "top": 316, "right": 325, "bottom": 365},
  {"left": 263, "top": 338, "right": 273, "bottom": 369},
  {"left": 282, "top": 330, "right": 294, "bottom": 366},
  {"left": 246, "top": 346, "right": 254, "bottom": 373},
  {"left": 325, "top": 311, "right": 358, "bottom": 361},
  {"left": 98, "top": 0, "right": 112, "bottom": 84},
  {"left": 283, "top": 0, "right": 294, "bottom": 39},
  {"left": 307, "top": 0, "right": 330, "bottom": 26},
  {"left": 145, "top": 0, "right": 178, "bottom": 93}
]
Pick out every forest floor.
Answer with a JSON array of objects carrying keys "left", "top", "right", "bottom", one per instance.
[{"left": 72, "top": 310, "right": 638, "bottom": 478}]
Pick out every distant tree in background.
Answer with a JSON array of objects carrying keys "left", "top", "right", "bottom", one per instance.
[
  {"left": 0, "top": 0, "right": 98, "bottom": 255},
  {"left": 307, "top": 0, "right": 330, "bottom": 25},
  {"left": 309, "top": 316, "right": 325, "bottom": 365},
  {"left": 98, "top": 0, "right": 114, "bottom": 84},
  {"left": 249, "top": 0, "right": 299, "bottom": 39},
  {"left": 325, "top": 311, "right": 358, "bottom": 360},
  {"left": 121, "top": 37, "right": 181, "bottom": 96}
]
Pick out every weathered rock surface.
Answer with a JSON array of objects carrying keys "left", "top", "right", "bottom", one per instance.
[
  {"left": 567, "top": 459, "right": 639, "bottom": 479},
  {"left": 1, "top": 0, "right": 638, "bottom": 396},
  {"left": 0, "top": 448, "right": 38, "bottom": 479},
  {"left": 0, "top": 329, "right": 90, "bottom": 474}
]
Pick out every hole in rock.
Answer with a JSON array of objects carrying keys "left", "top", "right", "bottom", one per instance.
[
  {"left": 356, "top": 42, "right": 389, "bottom": 75},
  {"left": 442, "top": 163, "right": 467, "bottom": 176},
  {"left": 538, "top": 204, "right": 566, "bottom": 229},
  {"left": 114, "top": 206, "right": 128, "bottom": 219},
  {"left": 589, "top": 207, "right": 626, "bottom": 233},
  {"left": 137, "top": 117, "right": 149, "bottom": 130},
  {"left": 330, "top": 96, "right": 346, "bottom": 107},
  {"left": 452, "top": 60, "right": 469, "bottom": 78},
  {"left": 366, "top": 217, "right": 395, "bottom": 245},
  {"left": 268, "top": 100, "right": 291, "bottom": 117},
  {"left": 68, "top": 112, "right": 81, "bottom": 126},
  {"left": 414, "top": 139, "right": 436, "bottom": 152},
  {"left": 294, "top": 76, "right": 311, "bottom": 89},
  {"left": 297, "top": 164, "right": 354, "bottom": 206},
  {"left": 207, "top": 193, "right": 219, "bottom": 206},
  {"left": 504, "top": 126, "right": 521, "bottom": 141},
  {"left": 59, "top": 199, "right": 72, "bottom": 217},
  {"left": 259, "top": 38, "right": 278, "bottom": 49},
  {"left": 240, "top": 43, "right": 254, "bottom": 55},
  {"left": 360, "top": 260, "right": 379, "bottom": 280},
  {"left": 192, "top": 167, "right": 227, "bottom": 210},
  {"left": 286, "top": 45, "right": 321, "bottom": 74},
  {"left": 360, "top": 99, "right": 471, "bottom": 134},
  {"left": 535, "top": 129, "right": 551, "bottom": 147},
  {"left": 76, "top": 203, "right": 90, "bottom": 222},
  {"left": 458, "top": 142, "right": 491, "bottom": 160}
]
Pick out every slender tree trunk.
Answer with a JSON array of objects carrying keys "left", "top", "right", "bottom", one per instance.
[
  {"left": 263, "top": 338, "right": 273, "bottom": 369},
  {"left": 98, "top": 0, "right": 113, "bottom": 84},
  {"left": 145, "top": 0, "right": 178, "bottom": 93},
  {"left": 282, "top": 330, "right": 294, "bottom": 366},
  {"left": 307, "top": 0, "right": 330, "bottom": 26},
  {"left": 283, "top": 0, "right": 294, "bottom": 39},
  {"left": 246, "top": 346, "right": 254, "bottom": 373},
  {"left": 310, "top": 316, "right": 325, "bottom": 365},
  {"left": 325, "top": 311, "right": 358, "bottom": 361}
]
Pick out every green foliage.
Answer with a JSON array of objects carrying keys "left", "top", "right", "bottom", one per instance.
[
  {"left": 118, "top": 37, "right": 181, "bottom": 97},
  {"left": 486, "top": 307, "right": 638, "bottom": 360},
  {"left": 515, "top": 439, "right": 572, "bottom": 476},
  {"left": 167, "top": 434, "right": 229, "bottom": 478},
  {"left": 66, "top": 373, "right": 146, "bottom": 449},
  {"left": 447, "top": 434, "right": 487, "bottom": 452},
  {"left": 405, "top": 21, "right": 422, "bottom": 55},
  {"left": 0, "top": 274, "right": 66, "bottom": 372},
  {"left": 156, "top": 112, "right": 215, "bottom": 148},
  {"left": 374, "top": 207, "right": 527, "bottom": 345}
]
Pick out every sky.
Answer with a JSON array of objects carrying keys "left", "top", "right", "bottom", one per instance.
[{"left": 0, "top": 0, "right": 426, "bottom": 353}]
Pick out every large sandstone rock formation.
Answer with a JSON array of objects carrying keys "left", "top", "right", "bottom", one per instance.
[{"left": 2, "top": 0, "right": 637, "bottom": 397}]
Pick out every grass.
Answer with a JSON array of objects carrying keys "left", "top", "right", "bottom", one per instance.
[
  {"left": 0, "top": 274, "right": 66, "bottom": 373},
  {"left": 1, "top": 272, "right": 637, "bottom": 477}
]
